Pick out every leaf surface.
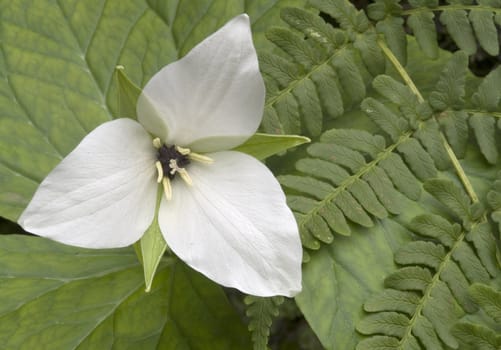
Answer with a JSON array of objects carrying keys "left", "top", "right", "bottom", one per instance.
[{"left": 0, "top": 235, "right": 251, "bottom": 349}]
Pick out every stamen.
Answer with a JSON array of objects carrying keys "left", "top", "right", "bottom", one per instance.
[
  {"left": 155, "top": 161, "right": 164, "bottom": 183},
  {"left": 152, "top": 138, "right": 162, "bottom": 149},
  {"left": 189, "top": 152, "right": 214, "bottom": 164},
  {"left": 162, "top": 177, "right": 172, "bottom": 200},
  {"left": 168, "top": 159, "right": 180, "bottom": 175},
  {"left": 178, "top": 168, "right": 193, "bottom": 186},
  {"left": 168, "top": 159, "right": 193, "bottom": 186},
  {"left": 175, "top": 145, "right": 191, "bottom": 155}
]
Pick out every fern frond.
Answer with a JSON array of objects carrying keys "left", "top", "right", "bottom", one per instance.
[
  {"left": 260, "top": 1, "right": 388, "bottom": 137},
  {"left": 245, "top": 296, "right": 284, "bottom": 350},
  {"left": 279, "top": 124, "right": 428, "bottom": 251},
  {"left": 368, "top": 0, "right": 501, "bottom": 58},
  {"left": 357, "top": 179, "right": 500, "bottom": 350},
  {"left": 451, "top": 284, "right": 501, "bottom": 350},
  {"left": 429, "top": 52, "right": 501, "bottom": 165}
]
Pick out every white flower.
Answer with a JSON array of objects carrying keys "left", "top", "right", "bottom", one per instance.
[{"left": 18, "top": 14, "right": 302, "bottom": 297}]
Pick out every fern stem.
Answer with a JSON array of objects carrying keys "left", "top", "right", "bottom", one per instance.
[
  {"left": 377, "top": 39, "right": 424, "bottom": 103},
  {"left": 465, "top": 109, "right": 501, "bottom": 118},
  {"left": 440, "top": 133, "right": 479, "bottom": 203},
  {"left": 378, "top": 38, "right": 480, "bottom": 203},
  {"left": 403, "top": 5, "right": 501, "bottom": 15}
]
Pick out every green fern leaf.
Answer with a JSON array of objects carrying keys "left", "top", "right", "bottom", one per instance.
[
  {"left": 429, "top": 51, "right": 468, "bottom": 111},
  {"left": 280, "top": 7, "right": 340, "bottom": 49},
  {"left": 331, "top": 50, "right": 367, "bottom": 107},
  {"left": 321, "top": 129, "right": 386, "bottom": 157},
  {"left": 357, "top": 312, "right": 410, "bottom": 337},
  {"left": 364, "top": 289, "right": 420, "bottom": 315},
  {"left": 245, "top": 296, "right": 284, "bottom": 350},
  {"left": 451, "top": 322, "right": 501, "bottom": 350},
  {"left": 439, "top": 10, "right": 477, "bottom": 54},
  {"left": 353, "top": 31, "right": 387, "bottom": 75},
  {"left": 385, "top": 266, "right": 433, "bottom": 291},
  {"left": 469, "top": 10, "right": 499, "bottom": 56},
  {"left": 411, "top": 214, "right": 461, "bottom": 247},
  {"left": 356, "top": 335, "right": 406, "bottom": 350},
  {"left": 280, "top": 114, "right": 438, "bottom": 250},
  {"left": 469, "top": 114, "right": 498, "bottom": 164},
  {"left": 469, "top": 284, "right": 501, "bottom": 323},
  {"left": 423, "top": 178, "right": 472, "bottom": 221},
  {"left": 438, "top": 110, "right": 469, "bottom": 158},
  {"left": 380, "top": 154, "right": 421, "bottom": 200},
  {"left": 266, "top": 27, "right": 321, "bottom": 68},
  {"left": 453, "top": 242, "right": 491, "bottom": 283},
  {"left": 407, "top": 12, "right": 439, "bottom": 59},
  {"left": 466, "top": 222, "right": 499, "bottom": 277},
  {"left": 357, "top": 179, "right": 498, "bottom": 349},
  {"left": 372, "top": 75, "right": 419, "bottom": 109},
  {"left": 414, "top": 120, "right": 452, "bottom": 170},
  {"left": 397, "top": 138, "right": 437, "bottom": 180},
  {"left": 362, "top": 98, "right": 408, "bottom": 141},
  {"left": 452, "top": 284, "right": 501, "bottom": 349},
  {"left": 376, "top": 17, "right": 407, "bottom": 65},
  {"left": 310, "top": 0, "right": 370, "bottom": 32},
  {"left": 471, "top": 66, "right": 501, "bottom": 111}
]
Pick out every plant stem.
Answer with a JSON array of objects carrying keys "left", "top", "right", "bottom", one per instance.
[{"left": 377, "top": 38, "right": 479, "bottom": 203}]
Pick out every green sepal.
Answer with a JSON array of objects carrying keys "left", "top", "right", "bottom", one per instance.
[
  {"left": 115, "top": 65, "right": 141, "bottom": 120},
  {"left": 138, "top": 187, "right": 168, "bottom": 292},
  {"left": 233, "top": 133, "right": 310, "bottom": 160}
]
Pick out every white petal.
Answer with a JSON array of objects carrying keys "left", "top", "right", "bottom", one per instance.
[
  {"left": 158, "top": 151, "right": 302, "bottom": 297},
  {"left": 137, "top": 14, "right": 265, "bottom": 152},
  {"left": 19, "top": 119, "right": 158, "bottom": 248}
]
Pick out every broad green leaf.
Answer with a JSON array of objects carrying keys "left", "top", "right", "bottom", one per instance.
[
  {"left": 0, "top": 0, "right": 308, "bottom": 222},
  {"left": 0, "top": 235, "right": 251, "bottom": 349},
  {"left": 233, "top": 133, "right": 310, "bottom": 160}
]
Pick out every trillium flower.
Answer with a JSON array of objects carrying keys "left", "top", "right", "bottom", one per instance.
[{"left": 18, "top": 14, "right": 302, "bottom": 297}]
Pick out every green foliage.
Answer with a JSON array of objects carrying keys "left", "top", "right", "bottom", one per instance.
[
  {"left": 368, "top": 0, "right": 501, "bottom": 58},
  {"left": 451, "top": 284, "right": 501, "bottom": 349},
  {"left": 245, "top": 296, "right": 284, "bottom": 350},
  {"left": 356, "top": 179, "right": 499, "bottom": 349},
  {"left": 260, "top": 2, "right": 388, "bottom": 137},
  {"left": 0, "top": 235, "right": 251, "bottom": 349},
  {"left": 0, "top": 1, "right": 309, "bottom": 348},
  {"left": 257, "top": 0, "right": 501, "bottom": 347},
  {"left": 1, "top": 0, "right": 501, "bottom": 348}
]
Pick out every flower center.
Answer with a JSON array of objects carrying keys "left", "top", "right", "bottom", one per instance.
[
  {"left": 157, "top": 145, "right": 191, "bottom": 180},
  {"left": 152, "top": 138, "right": 213, "bottom": 200}
]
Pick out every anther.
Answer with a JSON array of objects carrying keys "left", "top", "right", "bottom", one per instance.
[
  {"left": 155, "top": 161, "right": 164, "bottom": 183},
  {"left": 168, "top": 159, "right": 193, "bottom": 186},
  {"left": 178, "top": 168, "right": 193, "bottom": 186},
  {"left": 162, "top": 177, "right": 172, "bottom": 200},
  {"left": 152, "top": 138, "right": 162, "bottom": 149},
  {"left": 175, "top": 145, "right": 191, "bottom": 155},
  {"left": 189, "top": 152, "right": 214, "bottom": 164},
  {"left": 168, "top": 159, "right": 180, "bottom": 175}
]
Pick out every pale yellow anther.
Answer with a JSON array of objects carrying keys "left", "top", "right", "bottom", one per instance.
[
  {"left": 168, "top": 159, "right": 179, "bottom": 175},
  {"left": 168, "top": 159, "right": 193, "bottom": 186},
  {"left": 189, "top": 152, "right": 214, "bottom": 164},
  {"left": 162, "top": 177, "right": 172, "bottom": 200},
  {"left": 178, "top": 168, "right": 193, "bottom": 186},
  {"left": 175, "top": 145, "right": 191, "bottom": 155},
  {"left": 152, "top": 138, "right": 162, "bottom": 149},
  {"left": 155, "top": 161, "right": 164, "bottom": 183}
]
